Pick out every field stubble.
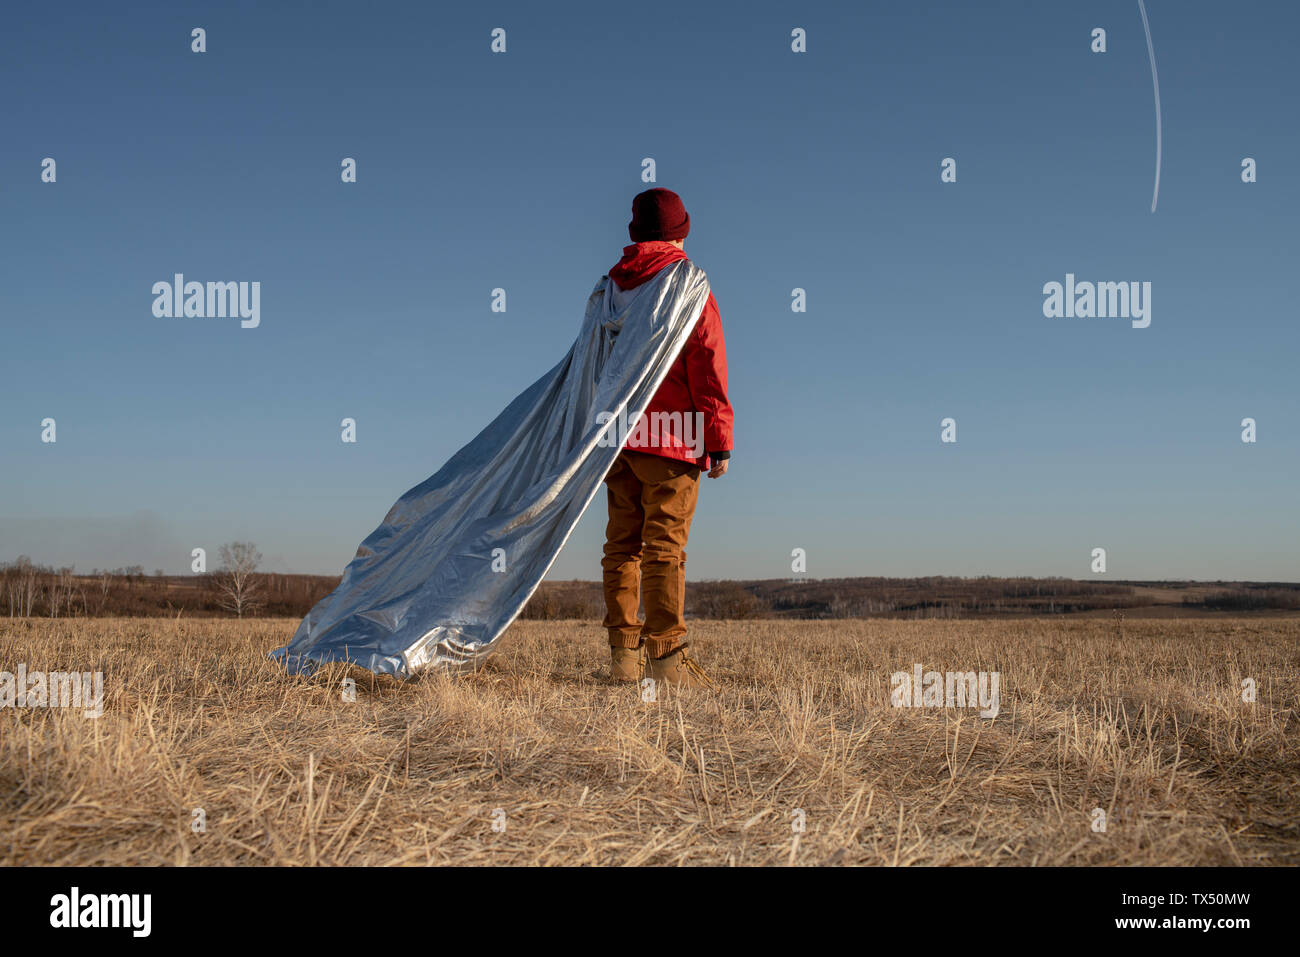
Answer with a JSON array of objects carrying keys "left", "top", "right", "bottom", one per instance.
[{"left": 1, "top": 616, "right": 1296, "bottom": 865}]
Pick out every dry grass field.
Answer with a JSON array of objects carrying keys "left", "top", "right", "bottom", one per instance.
[{"left": 2, "top": 616, "right": 1297, "bottom": 865}]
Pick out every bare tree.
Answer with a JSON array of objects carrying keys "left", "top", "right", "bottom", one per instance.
[
  {"left": 97, "top": 571, "right": 113, "bottom": 614},
  {"left": 47, "top": 566, "right": 79, "bottom": 618},
  {"left": 214, "top": 542, "right": 264, "bottom": 618},
  {"left": 5, "top": 557, "right": 39, "bottom": 617}
]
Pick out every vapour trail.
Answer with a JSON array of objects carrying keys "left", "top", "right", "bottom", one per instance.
[{"left": 1138, "top": 0, "right": 1162, "bottom": 212}]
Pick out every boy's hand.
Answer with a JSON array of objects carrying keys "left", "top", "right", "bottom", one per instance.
[{"left": 708, "top": 459, "right": 729, "bottom": 479}]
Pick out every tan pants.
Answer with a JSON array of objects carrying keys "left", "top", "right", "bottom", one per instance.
[{"left": 601, "top": 450, "right": 702, "bottom": 660}]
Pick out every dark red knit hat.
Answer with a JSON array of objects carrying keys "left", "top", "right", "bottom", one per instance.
[{"left": 628, "top": 188, "right": 690, "bottom": 242}]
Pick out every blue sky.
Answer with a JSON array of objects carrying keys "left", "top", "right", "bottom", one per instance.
[{"left": 2, "top": 0, "right": 1296, "bottom": 581}]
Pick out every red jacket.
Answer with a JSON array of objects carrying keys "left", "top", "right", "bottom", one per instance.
[{"left": 608, "top": 241, "right": 733, "bottom": 470}]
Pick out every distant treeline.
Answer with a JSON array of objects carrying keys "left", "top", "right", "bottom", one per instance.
[
  {"left": 3, "top": 558, "right": 1296, "bottom": 620},
  {"left": 522, "top": 576, "right": 1300, "bottom": 620},
  {"left": 0, "top": 558, "right": 336, "bottom": 619}
]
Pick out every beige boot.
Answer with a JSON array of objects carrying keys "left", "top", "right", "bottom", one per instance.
[
  {"left": 646, "top": 644, "right": 715, "bottom": 690},
  {"left": 610, "top": 645, "right": 643, "bottom": 683}
]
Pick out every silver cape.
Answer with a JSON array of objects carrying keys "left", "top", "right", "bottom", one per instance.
[{"left": 271, "top": 260, "right": 711, "bottom": 677}]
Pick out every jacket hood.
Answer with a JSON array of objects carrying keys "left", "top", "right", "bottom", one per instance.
[{"left": 608, "top": 241, "right": 689, "bottom": 291}]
